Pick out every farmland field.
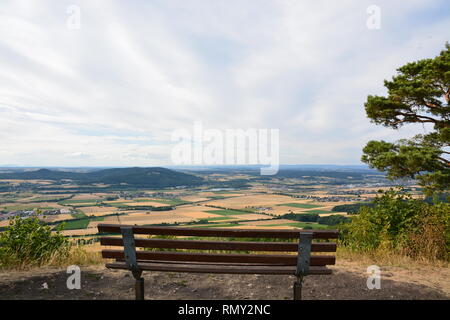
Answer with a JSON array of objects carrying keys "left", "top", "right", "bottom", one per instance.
[
  {"left": 277, "top": 203, "right": 321, "bottom": 209},
  {"left": 0, "top": 165, "right": 412, "bottom": 250}
]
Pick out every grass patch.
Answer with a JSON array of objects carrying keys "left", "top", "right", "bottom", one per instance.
[
  {"left": 206, "top": 209, "right": 250, "bottom": 216},
  {"left": 336, "top": 246, "right": 449, "bottom": 268},
  {"left": 206, "top": 216, "right": 233, "bottom": 221},
  {"left": 303, "top": 209, "right": 334, "bottom": 214},
  {"left": 149, "top": 198, "right": 190, "bottom": 206},
  {"left": 59, "top": 216, "right": 104, "bottom": 230},
  {"left": 71, "top": 211, "right": 87, "bottom": 219}
]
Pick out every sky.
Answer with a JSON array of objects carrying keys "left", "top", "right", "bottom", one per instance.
[{"left": 0, "top": 0, "right": 449, "bottom": 167}]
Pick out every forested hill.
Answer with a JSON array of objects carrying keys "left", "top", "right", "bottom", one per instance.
[{"left": 0, "top": 167, "right": 203, "bottom": 188}]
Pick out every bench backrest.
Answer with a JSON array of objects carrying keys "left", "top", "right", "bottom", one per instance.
[{"left": 97, "top": 224, "right": 338, "bottom": 275}]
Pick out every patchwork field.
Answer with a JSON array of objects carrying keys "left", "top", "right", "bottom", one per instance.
[
  {"left": 0, "top": 169, "right": 398, "bottom": 243},
  {"left": 79, "top": 206, "right": 120, "bottom": 216},
  {"left": 204, "top": 194, "right": 302, "bottom": 208},
  {"left": 101, "top": 211, "right": 193, "bottom": 226}
]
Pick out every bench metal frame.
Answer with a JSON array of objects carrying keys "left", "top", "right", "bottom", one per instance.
[
  {"left": 121, "top": 226, "right": 144, "bottom": 300},
  {"left": 99, "top": 224, "right": 337, "bottom": 300}
]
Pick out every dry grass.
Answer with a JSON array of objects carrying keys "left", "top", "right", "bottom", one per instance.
[
  {"left": 0, "top": 245, "right": 103, "bottom": 272},
  {"left": 336, "top": 246, "right": 449, "bottom": 269}
]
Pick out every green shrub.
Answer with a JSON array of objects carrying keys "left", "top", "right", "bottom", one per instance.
[
  {"left": 331, "top": 203, "right": 374, "bottom": 215},
  {"left": 318, "top": 214, "right": 350, "bottom": 225},
  {"left": 0, "top": 215, "right": 71, "bottom": 268},
  {"left": 279, "top": 213, "right": 319, "bottom": 222},
  {"left": 340, "top": 189, "right": 449, "bottom": 261}
]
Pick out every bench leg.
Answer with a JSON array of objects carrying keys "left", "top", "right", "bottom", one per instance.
[
  {"left": 293, "top": 276, "right": 303, "bottom": 300},
  {"left": 135, "top": 277, "right": 144, "bottom": 300}
]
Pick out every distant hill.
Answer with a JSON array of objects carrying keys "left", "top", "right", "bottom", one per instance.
[{"left": 0, "top": 167, "right": 204, "bottom": 188}]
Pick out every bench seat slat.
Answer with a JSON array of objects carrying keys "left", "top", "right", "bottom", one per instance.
[
  {"left": 100, "top": 237, "right": 337, "bottom": 252},
  {"left": 102, "top": 249, "right": 335, "bottom": 266},
  {"left": 117, "top": 259, "right": 298, "bottom": 266},
  {"left": 97, "top": 224, "right": 338, "bottom": 239},
  {"left": 106, "top": 261, "right": 332, "bottom": 275}
]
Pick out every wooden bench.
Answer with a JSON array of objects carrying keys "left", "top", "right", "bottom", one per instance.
[{"left": 97, "top": 223, "right": 338, "bottom": 300}]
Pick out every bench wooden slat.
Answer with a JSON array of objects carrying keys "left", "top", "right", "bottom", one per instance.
[
  {"left": 100, "top": 237, "right": 337, "bottom": 252},
  {"left": 97, "top": 224, "right": 338, "bottom": 239},
  {"left": 128, "top": 260, "right": 299, "bottom": 266},
  {"left": 106, "top": 261, "right": 332, "bottom": 275},
  {"left": 101, "top": 249, "right": 335, "bottom": 266}
]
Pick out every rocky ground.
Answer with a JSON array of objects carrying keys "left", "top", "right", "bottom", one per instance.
[{"left": 0, "top": 260, "right": 448, "bottom": 300}]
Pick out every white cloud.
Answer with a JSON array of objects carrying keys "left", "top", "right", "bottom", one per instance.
[{"left": 0, "top": 0, "right": 448, "bottom": 166}]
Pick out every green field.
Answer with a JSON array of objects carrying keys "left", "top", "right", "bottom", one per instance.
[
  {"left": 59, "top": 199, "right": 100, "bottom": 207},
  {"left": 303, "top": 209, "right": 334, "bottom": 214},
  {"left": 277, "top": 203, "right": 322, "bottom": 209},
  {"left": 149, "top": 198, "right": 189, "bottom": 206},
  {"left": 71, "top": 211, "right": 87, "bottom": 219},
  {"left": 205, "top": 216, "right": 233, "bottom": 221},
  {"left": 58, "top": 216, "right": 104, "bottom": 230},
  {"left": 206, "top": 196, "right": 228, "bottom": 200},
  {"left": 206, "top": 209, "right": 251, "bottom": 216},
  {"left": 1, "top": 204, "right": 56, "bottom": 211}
]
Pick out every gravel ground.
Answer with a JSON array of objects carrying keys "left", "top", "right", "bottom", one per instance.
[{"left": 0, "top": 263, "right": 448, "bottom": 300}]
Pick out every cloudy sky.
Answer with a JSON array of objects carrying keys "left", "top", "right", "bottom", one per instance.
[{"left": 0, "top": 0, "right": 449, "bottom": 167}]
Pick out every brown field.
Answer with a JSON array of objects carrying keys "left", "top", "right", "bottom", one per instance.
[
  {"left": 72, "top": 194, "right": 104, "bottom": 200},
  {"left": 101, "top": 211, "right": 193, "bottom": 226},
  {"left": 179, "top": 195, "right": 211, "bottom": 202},
  {"left": 227, "top": 224, "right": 294, "bottom": 230},
  {"left": 227, "top": 213, "right": 273, "bottom": 221},
  {"left": 318, "top": 212, "right": 348, "bottom": 217},
  {"left": 0, "top": 202, "right": 64, "bottom": 210},
  {"left": 204, "top": 194, "right": 300, "bottom": 208},
  {"left": 40, "top": 213, "right": 73, "bottom": 223},
  {"left": 0, "top": 220, "right": 10, "bottom": 227},
  {"left": 0, "top": 179, "right": 54, "bottom": 185},
  {"left": 121, "top": 201, "right": 169, "bottom": 207},
  {"left": 61, "top": 228, "right": 98, "bottom": 236},
  {"left": 79, "top": 206, "right": 119, "bottom": 216}
]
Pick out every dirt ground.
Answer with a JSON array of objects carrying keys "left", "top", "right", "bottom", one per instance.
[{"left": 0, "top": 260, "right": 448, "bottom": 300}]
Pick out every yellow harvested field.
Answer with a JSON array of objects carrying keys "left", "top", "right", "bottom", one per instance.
[
  {"left": 178, "top": 211, "right": 223, "bottom": 220},
  {"left": 318, "top": 212, "right": 348, "bottom": 217},
  {"left": 72, "top": 194, "right": 103, "bottom": 200},
  {"left": 80, "top": 206, "right": 119, "bottom": 216},
  {"left": 240, "top": 219, "right": 297, "bottom": 226},
  {"left": 0, "top": 220, "right": 10, "bottom": 227},
  {"left": 0, "top": 179, "right": 53, "bottom": 185},
  {"left": 227, "top": 225, "right": 295, "bottom": 230},
  {"left": 169, "top": 205, "right": 224, "bottom": 218},
  {"left": 228, "top": 214, "right": 273, "bottom": 221},
  {"left": 40, "top": 213, "right": 73, "bottom": 223},
  {"left": 102, "top": 212, "right": 194, "bottom": 225},
  {"left": 121, "top": 201, "right": 168, "bottom": 207},
  {"left": 179, "top": 195, "right": 210, "bottom": 202},
  {"left": 61, "top": 228, "right": 98, "bottom": 236},
  {"left": 204, "top": 194, "right": 310, "bottom": 209},
  {"left": 0, "top": 202, "right": 64, "bottom": 209}
]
